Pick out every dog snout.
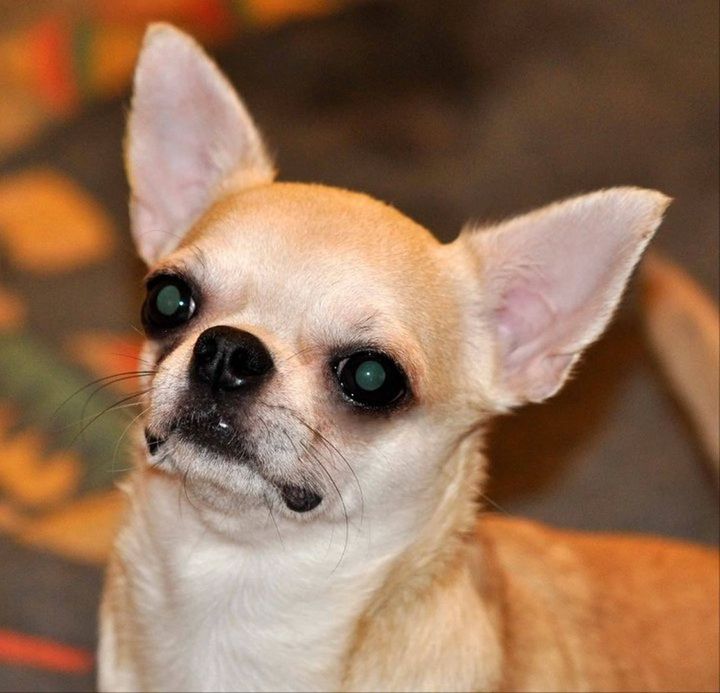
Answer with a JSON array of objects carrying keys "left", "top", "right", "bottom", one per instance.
[{"left": 191, "top": 325, "right": 274, "bottom": 391}]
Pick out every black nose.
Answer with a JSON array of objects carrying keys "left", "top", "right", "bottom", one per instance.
[{"left": 191, "top": 326, "right": 274, "bottom": 391}]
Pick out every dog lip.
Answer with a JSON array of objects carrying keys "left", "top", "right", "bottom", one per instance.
[
  {"left": 173, "top": 412, "right": 254, "bottom": 462},
  {"left": 144, "top": 428, "right": 168, "bottom": 455},
  {"left": 167, "top": 414, "right": 323, "bottom": 512},
  {"left": 279, "top": 484, "right": 323, "bottom": 513}
]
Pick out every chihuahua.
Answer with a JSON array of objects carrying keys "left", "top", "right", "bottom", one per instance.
[{"left": 99, "top": 24, "right": 719, "bottom": 692}]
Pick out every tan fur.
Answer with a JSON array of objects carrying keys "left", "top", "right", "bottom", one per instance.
[
  {"left": 487, "top": 515, "right": 719, "bottom": 691},
  {"left": 179, "top": 182, "right": 468, "bottom": 403},
  {"left": 342, "top": 446, "right": 719, "bottom": 692},
  {"left": 101, "top": 25, "right": 720, "bottom": 693},
  {"left": 105, "top": 179, "right": 720, "bottom": 693}
]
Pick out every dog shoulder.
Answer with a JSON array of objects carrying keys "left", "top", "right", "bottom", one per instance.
[{"left": 477, "top": 514, "right": 720, "bottom": 691}]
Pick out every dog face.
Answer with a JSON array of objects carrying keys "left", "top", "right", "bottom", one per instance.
[
  {"left": 128, "top": 25, "right": 668, "bottom": 526},
  {"left": 139, "top": 183, "right": 467, "bottom": 520}
]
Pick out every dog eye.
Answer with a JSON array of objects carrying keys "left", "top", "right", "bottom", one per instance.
[
  {"left": 334, "top": 351, "right": 407, "bottom": 409},
  {"left": 142, "top": 275, "right": 196, "bottom": 331}
]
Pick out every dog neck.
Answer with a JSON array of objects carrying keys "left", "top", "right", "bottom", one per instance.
[{"left": 116, "top": 434, "right": 498, "bottom": 690}]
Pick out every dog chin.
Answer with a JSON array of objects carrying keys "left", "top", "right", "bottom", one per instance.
[{"left": 144, "top": 422, "right": 324, "bottom": 514}]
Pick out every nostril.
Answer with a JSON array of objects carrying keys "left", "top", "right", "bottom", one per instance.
[
  {"left": 228, "top": 348, "right": 250, "bottom": 379},
  {"left": 228, "top": 345, "right": 272, "bottom": 378}
]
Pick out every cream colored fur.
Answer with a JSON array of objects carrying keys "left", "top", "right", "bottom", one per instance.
[{"left": 99, "top": 24, "right": 720, "bottom": 692}]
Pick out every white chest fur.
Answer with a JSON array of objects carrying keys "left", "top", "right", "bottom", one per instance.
[{"left": 100, "top": 473, "right": 407, "bottom": 692}]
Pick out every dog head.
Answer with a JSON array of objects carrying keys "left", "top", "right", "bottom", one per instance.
[{"left": 127, "top": 25, "right": 668, "bottom": 529}]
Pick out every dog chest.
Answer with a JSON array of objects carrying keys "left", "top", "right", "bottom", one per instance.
[{"left": 106, "top": 482, "right": 387, "bottom": 692}]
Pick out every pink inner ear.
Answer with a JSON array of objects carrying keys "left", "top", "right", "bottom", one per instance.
[
  {"left": 496, "top": 284, "right": 555, "bottom": 362},
  {"left": 494, "top": 282, "right": 583, "bottom": 401}
]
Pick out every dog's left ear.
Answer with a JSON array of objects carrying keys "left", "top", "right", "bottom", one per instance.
[
  {"left": 126, "top": 23, "right": 274, "bottom": 264},
  {"left": 455, "top": 188, "right": 670, "bottom": 407}
]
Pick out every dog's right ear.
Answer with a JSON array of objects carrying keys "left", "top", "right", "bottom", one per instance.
[{"left": 126, "top": 23, "right": 274, "bottom": 265}]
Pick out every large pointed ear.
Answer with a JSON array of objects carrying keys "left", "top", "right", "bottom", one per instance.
[
  {"left": 456, "top": 188, "right": 670, "bottom": 407},
  {"left": 126, "top": 23, "right": 274, "bottom": 264}
]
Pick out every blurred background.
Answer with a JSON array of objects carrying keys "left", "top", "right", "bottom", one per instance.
[{"left": 0, "top": 1, "right": 717, "bottom": 690}]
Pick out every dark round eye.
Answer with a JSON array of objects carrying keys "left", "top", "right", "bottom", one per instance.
[
  {"left": 142, "top": 275, "right": 196, "bottom": 331},
  {"left": 334, "top": 350, "right": 407, "bottom": 409}
]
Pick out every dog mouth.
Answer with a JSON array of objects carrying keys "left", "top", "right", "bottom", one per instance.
[
  {"left": 143, "top": 417, "right": 323, "bottom": 513},
  {"left": 275, "top": 484, "right": 323, "bottom": 513}
]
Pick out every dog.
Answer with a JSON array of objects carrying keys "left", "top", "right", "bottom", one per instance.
[{"left": 99, "top": 24, "right": 719, "bottom": 692}]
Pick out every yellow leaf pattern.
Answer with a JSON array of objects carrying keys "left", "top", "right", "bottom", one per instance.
[
  {"left": 0, "top": 406, "right": 81, "bottom": 508},
  {"left": 0, "top": 168, "right": 115, "bottom": 273}
]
